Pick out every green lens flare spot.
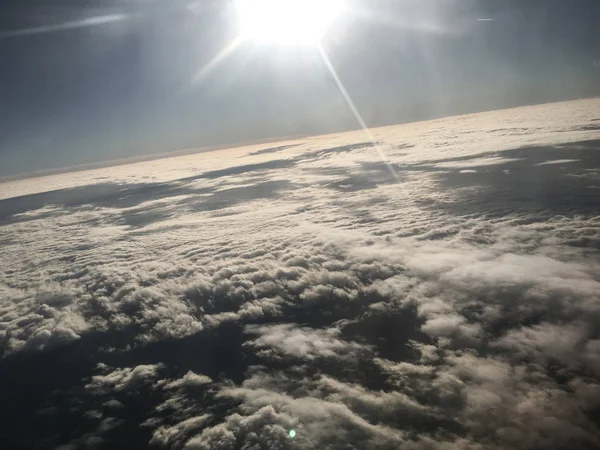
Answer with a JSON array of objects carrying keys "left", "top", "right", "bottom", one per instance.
[{"left": 289, "top": 429, "right": 296, "bottom": 438}]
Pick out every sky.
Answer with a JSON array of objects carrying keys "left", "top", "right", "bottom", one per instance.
[{"left": 1, "top": 0, "right": 599, "bottom": 176}]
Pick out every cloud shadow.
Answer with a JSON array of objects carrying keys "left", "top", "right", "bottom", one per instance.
[
  {"left": 0, "top": 159, "right": 298, "bottom": 228},
  {"left": 413, "top": 139, "right": 600, "bottom": 219}
]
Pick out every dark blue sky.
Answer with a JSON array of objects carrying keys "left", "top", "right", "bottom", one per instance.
[{"left": 1, "top": 0, "right": 599, "bottom": 176}]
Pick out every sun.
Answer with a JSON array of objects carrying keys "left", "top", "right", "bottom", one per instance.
[{"left": 235, "top": 0, "right": 344, "bottom": 45}]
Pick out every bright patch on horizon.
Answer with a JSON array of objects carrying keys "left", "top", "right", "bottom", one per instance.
[{"left": 236, "top": 0, "right": 344, "bottom": 45}]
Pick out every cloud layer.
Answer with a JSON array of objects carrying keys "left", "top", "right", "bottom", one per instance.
[{"left": 0, "top": 99, "right": 600, "bottom": 449}]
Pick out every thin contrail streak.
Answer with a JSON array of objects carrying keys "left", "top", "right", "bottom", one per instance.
[
  {"left": 317, "top": 43, "right": 399, "bottom": 181},
  {"left": 0, "top": 15, "right": 129, "bottom": 38}
]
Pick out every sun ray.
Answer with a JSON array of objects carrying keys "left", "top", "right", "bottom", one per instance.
[
  {"left": 317, "top": 44, "right": 399, "bottom": 181},
  {"left": 0, "top": 14, "right": 129, "bottom": 38},
  {"left": 190, "top": 35, "right": 246, "bottom": 86}
]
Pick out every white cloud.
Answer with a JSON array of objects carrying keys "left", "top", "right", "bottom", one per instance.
[
  {"left": 159, "top": 371, "right": 213, "bottom": 390},
  {"left": 86, "top": 363, "right": 165, "bottom": 394},
  {"left": 245, "top": 323, "right": 368, "bottom": 360},
  {"left": 151, "top": 415, "right": 212, "bottom": 448}
]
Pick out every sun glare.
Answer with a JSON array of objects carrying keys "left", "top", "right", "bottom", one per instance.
[{"left": 236, "top": 0, "right": 344, "bottom": 45}]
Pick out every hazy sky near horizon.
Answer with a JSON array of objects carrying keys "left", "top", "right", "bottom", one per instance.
[{"left": 1, "top": 0, "right": 599, "bottom": 176}]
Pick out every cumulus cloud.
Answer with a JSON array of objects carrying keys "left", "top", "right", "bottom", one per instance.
[
  {"left": 186, "top": 391, "right": 406, "bottom": 450},
  {"left": 245, "top": 323, "right": 368, "bottom": 360},
  {"left": 86, "top": 363, "right": 165, "bottom": 394},
  {"left": 151, "top": 415, "right": 212, "bottom": 448},
  {"left": 159, "top": 371, "right": 213, "bottom": 390},
  {"left": 440, "top": 352, "right": 600, "bottom": 449},
  {"left": 421, "top": 313, "right": 482, "bottom": 340}
]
